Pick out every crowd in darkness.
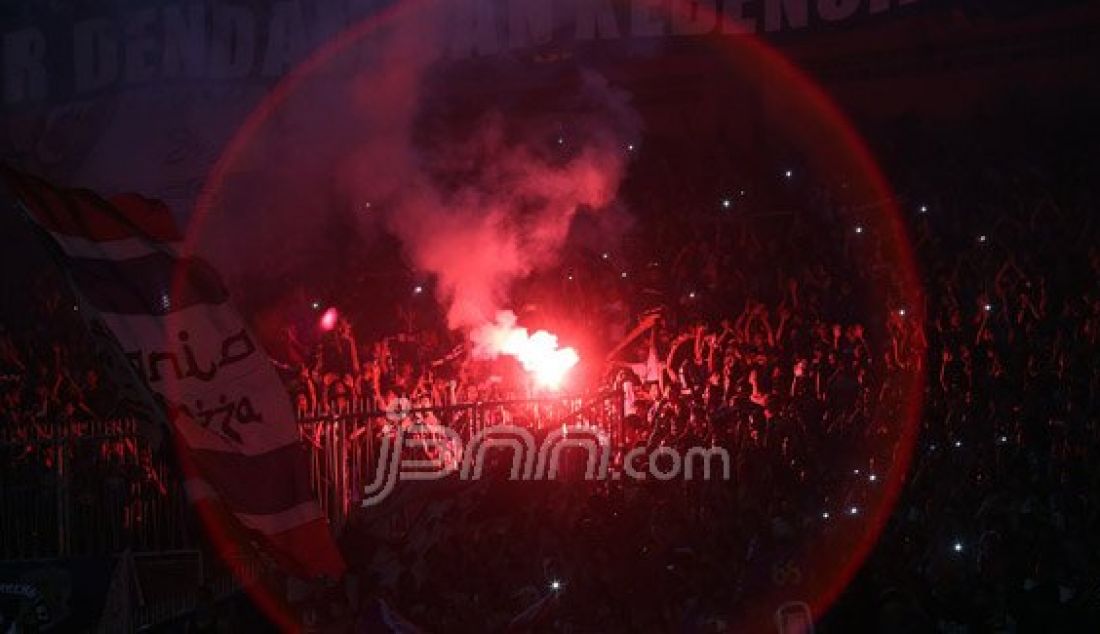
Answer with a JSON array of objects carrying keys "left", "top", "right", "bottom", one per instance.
[
  {"left": 0, "top": 267, "right": 186, "bottom": 558},
  {"left": 2, "top": 103, "right": 1099, "bottom": 631}
]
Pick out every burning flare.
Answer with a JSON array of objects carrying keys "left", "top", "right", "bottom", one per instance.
[
  {"left": 472, "top": 311, "right": 579, "bottom": 390},
  {"left": 319, "top": 307, "right": 339, "bottom": 331}
]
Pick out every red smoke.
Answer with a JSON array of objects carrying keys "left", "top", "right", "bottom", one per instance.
[{"left": 340, "top": 4, "right": 640, "bottom": 361}]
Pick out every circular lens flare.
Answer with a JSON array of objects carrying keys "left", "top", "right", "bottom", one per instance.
[{"left": 186, "top": 0, "right": 925, "bottom": 628}]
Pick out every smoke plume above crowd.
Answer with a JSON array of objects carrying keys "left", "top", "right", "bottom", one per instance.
[
  {"left": 341, "top": 1, "right": 642, "bottom": 332},
  {"left": 195, "top": 0, "right": 642, "bottom": 379}
]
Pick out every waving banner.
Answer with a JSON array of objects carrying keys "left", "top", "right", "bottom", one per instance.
[{"left": 2, "top": 166, "right": 345, "bottom": 580}]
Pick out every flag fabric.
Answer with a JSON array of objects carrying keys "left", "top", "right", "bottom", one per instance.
[{"left": 3, "top": 167, "right": 345, "bottom": 579}]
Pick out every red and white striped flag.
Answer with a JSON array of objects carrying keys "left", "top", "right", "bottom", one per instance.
[{"left": 3, "top": 167, "right": 345, "bottom": 579}]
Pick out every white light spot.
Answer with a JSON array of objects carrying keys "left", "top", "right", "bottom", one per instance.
[
  {"left": 849, "top": 506, "right": 859, "bottom": 516},
  {"left": 854, "top": 225, "right": 864, "bottom": 234}
]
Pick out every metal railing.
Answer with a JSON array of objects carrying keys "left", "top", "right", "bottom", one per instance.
[
  {"left": 0, "top": 392, "right": 626, "bottom": 558},
  {"left": 0, "top": 418, "right": 193, "bottom": 559},
  {"left": 296, "top": 392, "right": 625, "bottom": 530}
]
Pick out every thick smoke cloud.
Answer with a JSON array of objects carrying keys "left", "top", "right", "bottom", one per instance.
[
  {"left": 342, "top": 0, "right": 642, "bottom": 331},
  {"left": 377, "top": 91, "right": 639, "bottom": 329}
]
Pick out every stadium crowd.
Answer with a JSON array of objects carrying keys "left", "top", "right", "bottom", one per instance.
[
  {"left": 2, "top": 106, "right": 1098, "bottom": 631},
  {"left": 329, "top": 113, "right": 1099, "bottom": 631}
]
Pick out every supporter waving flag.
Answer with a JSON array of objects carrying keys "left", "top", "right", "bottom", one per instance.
[{"left": 1, "top": 166, "right": 345, "bottom": 580}]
